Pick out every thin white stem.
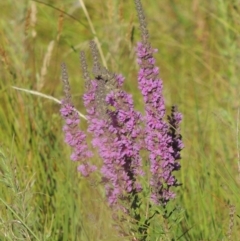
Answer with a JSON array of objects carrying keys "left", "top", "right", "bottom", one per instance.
[{"left": 12, "top": 86, "right": 87, "bottom": 120}]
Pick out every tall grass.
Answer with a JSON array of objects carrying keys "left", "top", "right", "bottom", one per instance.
[{"left": 0, "top": 0, "right": 239, "bottom": 240}]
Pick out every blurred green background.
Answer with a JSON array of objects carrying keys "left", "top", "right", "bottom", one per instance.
[{"left": 0, "top": 0, "right": 240, "bottom": 240}]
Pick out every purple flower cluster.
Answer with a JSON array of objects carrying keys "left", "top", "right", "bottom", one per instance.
[
  {"left": 60, "top": 0, "right": 183, "bottom": 207},
  {"left": 133, "top": 0, "right": 183, "bottom": 205},
  {"left": 82, "top": 72, "right": 143, "bottom": 205},
  {"left": 136, "top": 37, "right": 183, "bottom": 205},
  {"left": 60, "top": 64, "right": 96, "bottom": 177}
]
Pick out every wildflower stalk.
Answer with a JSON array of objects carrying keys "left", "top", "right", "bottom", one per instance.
[
  {"left": 60, "top": 63, "right": 96, "bottom": 176},
  {"left": 81, "top": 42, "right": 143, "bottom": 208},
  {"left": 135, "top": 0, "right": 183, "bottom": 205}
]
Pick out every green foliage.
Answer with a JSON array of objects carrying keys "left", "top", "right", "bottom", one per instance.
[{"left": 0, "top": 0, "right": 240, "bottom": 240}]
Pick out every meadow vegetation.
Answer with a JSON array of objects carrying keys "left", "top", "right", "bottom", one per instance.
[{"left": 0, "top": 0, "right": 240, "bottom": 240}]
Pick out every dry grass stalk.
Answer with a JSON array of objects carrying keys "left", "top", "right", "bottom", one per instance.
[
  {"left": 24, "top": 6, "right": 31, "bottom": 36},
  {"left": 0, "top": 47, "right": 10, "bottom": 69},
  {"left": 12, "top": 86, "right": 87, "bottom": 120},
  {"left": 38, "top": 40, "right": 55, "bottom": 91},
  {"left": 57, "top": 11, "right": 64, "bottom": 42},
  {"left": 237, "top": 108, "right": 240, "bottom": 180},
  {"left": 226, "top": 204, "right": 235, "bottom": 241},
  {"left": 30, "top": 2, "right": 37, "bottom": 38},
  {"left": 78, "top": 0, "right": 107, "bottom": 68}
]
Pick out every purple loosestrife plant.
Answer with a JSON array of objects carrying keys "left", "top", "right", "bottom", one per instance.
[
  {"left": 60, "top": 0, "right": 183, "bottom": 239},
  {"left": 135, "top": 0, "right": 183, "bottom": 205}
]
